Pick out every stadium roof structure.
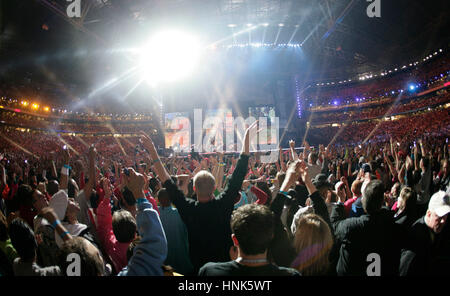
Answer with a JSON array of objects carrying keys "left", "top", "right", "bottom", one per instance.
[{"left": 0, "top": 0, "right": 449, "bottom": 99}]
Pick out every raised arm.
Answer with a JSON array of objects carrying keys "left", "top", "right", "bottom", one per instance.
[
  {"left": 216, "top": 152, "right": 225, "bottom": 191},
  {"left": 279, "top": 147, "right": 287, "bottom": 172},
  {"left": 118, "top": 167, "right": 167, "bottom": 276},
  {"left": 140, "top": 132, "right": 171, "bottom": 184},
  {"left": 83, "top": 146, "right": 97, "bottom": 200},
  {"left": 218, "top": 121, "right": 257, "bottom": 205},
  {"left": 414, "top": 144, "right": 419, "bottom": 172},
  {"left": 298, "top": 160, "right": 331, "bottom": 227},
  {"left": 59, "top": 148, "right": 70, "bottom": 191},
  {"left": 289, "top": 140, "right": 298, "bottom": 161},
  {"left": 96, "top": 178, "right": 114, "bottom": 252},
  {"left": 40, "top": 207, "right": 73, "bottom": 243}
]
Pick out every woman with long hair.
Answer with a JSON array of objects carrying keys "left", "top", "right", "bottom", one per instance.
[{"left": 291, "top": 213, "right": 333, "bottom": 276}]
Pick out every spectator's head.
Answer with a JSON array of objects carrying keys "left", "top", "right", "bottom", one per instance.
[
  {"left": 351, "top": 179, "right": 363, "bottom": 197},
  {"left": 58, "top": 236, "right": 105, "bottom": 276},
  {"left": 397, "top": 187, "right": 416, "bottom": 212},
  {"left": 121, "top": 186, "right": 137, "bottom": 208},
  {"left": 390, "top": 182, "right": 401, "bottom": 198},
  {"left": 420, "top": 157, "right": 430, "bottom": 171},
  {"left": 16, "top": 184, "right": 33, "bottom": 207},
  {"left": 325, "top": 190, "right": 337, "bottom": 204},
  {"left": 361, "top": 180, "right": 385, "bottom": 215},
  {"left": 276, "top": 172, "right": 286, "bottom": 187},
  {"left": 31, "top": 189, "right": 48, "bottom": 212},
  {"left": 170, "top": 175, "right": 178, "bottom": 185},
  {"left": 49, "top": 190, "right": 80, "bottom": 223},
  {"left": 441, "top": 159, "right": 449, "bottom": 175},
  {"left": 425, "top": 191, "right": 450, "bottom": 234},
  {"left": 308, "top": 152, "right": 318, "bottom": 165},
  {"left": 66, "top": 198, "right": 80, "bottom": 221},
  {"left": 0, "top": 211, "right": 8, "bottom": 242},
  {"left": 112, "top": 210, "right": 137, "bottom": 243},
  {"left": 148, "top": 178, "right": 161, "bottom": 194},
  {"left": 362, "top": 163, "right": 371, "bottom": 174},
  {"left": 47, "top": 180, "right": 59, "bottom": 196},
  {"left": 292, "top": 214, "right": 333, "bottom": 276},
  {"left": 312, "top": 174, "right": 332, "bottom": 200},
  {"left": 9, "top": 218, "right": 37, "bottom": 263},
  {"left": 157, "top": 188, "right": 171, "bottom": 208},
  {"left": 230, "top": 204, "right": 274, "bottom": 256},
  {"left": 269, "top": 167, "right": 278, "bottom": 178},
  {"left": 256, "top": 181, "right": 272, "bottom": 205},
  {"left": 193, "top": 170, "right": 216, "bottom": 202}
]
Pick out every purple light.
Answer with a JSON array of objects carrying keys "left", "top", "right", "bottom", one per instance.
[{"left": 333, "top": 100, "right": 338, "bottom": 106}]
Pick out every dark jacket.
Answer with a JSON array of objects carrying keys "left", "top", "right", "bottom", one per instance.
[
  {"left": 393, "top": 204, "right": 419, "bottom": 231},
  {"left": 331, "top": 204, "right": 404, "bottom": 276},
  {"left": 275, "top": 188, "right": 332, "bottom": 270},
  {"left": 163, "top": 154, "right": 248, "bottom": 273},
  {"left": 268, "top": 191, "right": 296, "bottom": 267},
  {"left": 400, "top": 216, "right": 450, "bottom": 276}
]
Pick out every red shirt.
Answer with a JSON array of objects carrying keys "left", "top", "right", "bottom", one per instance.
[
  {"left": 144, "top": 190, "right": 160, "bottom": 216},
  {"left": 344, "top": 196, "right": 359, "bottom": 217}
]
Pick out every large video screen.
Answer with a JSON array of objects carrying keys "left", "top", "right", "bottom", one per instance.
[
  {"left": 164, "top": 112, "right": 190, "bottom": 152},
  {"left": 249, "top": 106, "right": 276, "bottom": 119},
  {"left": 203, "top": 109, "right": 233, "bottom": 151},
  {"left": 249, "top": 106, "right": 277, "bottom": 145}
]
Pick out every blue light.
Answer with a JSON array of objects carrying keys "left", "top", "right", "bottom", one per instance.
[
  {"left": 409, "top": 84, "right": 416, "bottom": 91},
  {"left": 333, "top": 100, "right": 338, "bottom": 106}
]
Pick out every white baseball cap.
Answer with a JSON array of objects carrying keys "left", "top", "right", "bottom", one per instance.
[{"left": 428, "top": 191, "right": 450, "bottom": 217}]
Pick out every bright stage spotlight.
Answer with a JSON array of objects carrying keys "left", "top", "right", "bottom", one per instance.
[
  {"left": 408, "top": 84, "right": 416, "bottom": 91},
  {"left": 139, "top": 30, "right": 201, "bottom": 85}
]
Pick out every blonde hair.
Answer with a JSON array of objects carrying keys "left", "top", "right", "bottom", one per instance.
[
  {"left": 193, "top": 170, "right": 216, "bottom": 197},
  {"left": 292, "top": 214, "right": 333, "bottom": 276}
]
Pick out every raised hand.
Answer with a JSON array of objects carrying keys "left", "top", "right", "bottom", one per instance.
[
  {"left": 102, "top": 177, "right": 113, "bottom": 198},
  {"left": 296, "top": 160, "right": 309, "bottom": 183},
  {"left": 289, "top": 140, "right": 295, "bottom": 149},
  {"left": 242, "top": 120, "right": 259, "bottom": 155},
  {"left": 39, "top": 207, "right": 59, "bottom": 225},
  {"left": 280, "top": 160, "right": 301, "bottom": 192},
  {"left": 304, "top": 141, "right": 311, "bottom": 151},
  {"left": 124, "top": 167, "right": 146, "bottom": 200},
  {"left": 88, "top": 145, "right": 97, "bottom": 163},
  {"left": 139, "top": 132, "right": 158, "bottom": 159}
]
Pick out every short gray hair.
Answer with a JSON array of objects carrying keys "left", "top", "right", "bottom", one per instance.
[{"left": 193, "top": 170, "right": 216, "bottom": 197}]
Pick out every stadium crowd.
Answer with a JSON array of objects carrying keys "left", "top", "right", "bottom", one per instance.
[
  {"left": 0, "top": 104, "right": 449, "bottom": 276},
  {"left": 0, "top": 47, "right": 449, "bottom": 277},
  {"left": 309, "top": 91, "right": 449, "bottom": 124},
  {"left": 304, "top": 51, "right": 450, "bottom": 109}
]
